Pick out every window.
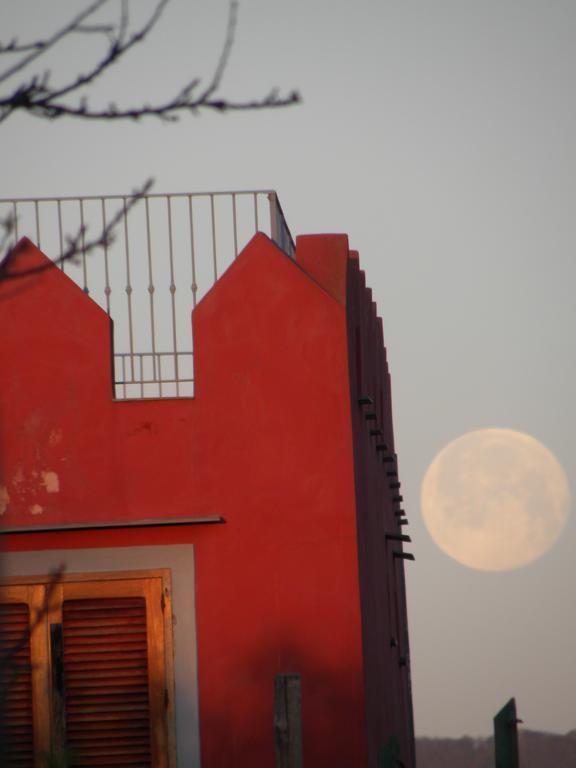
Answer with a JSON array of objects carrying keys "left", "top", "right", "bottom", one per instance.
[{"left": 0, "top": 570, "right": 175, "bottom": 768}]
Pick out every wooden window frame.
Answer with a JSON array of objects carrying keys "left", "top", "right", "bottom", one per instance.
[{"left": 0, "top": 569, "right": 177, "bottom": 768}]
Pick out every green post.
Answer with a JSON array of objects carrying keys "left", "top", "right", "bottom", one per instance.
[{"left": 494, "top": 698, "right": 520, "bottom": 768}]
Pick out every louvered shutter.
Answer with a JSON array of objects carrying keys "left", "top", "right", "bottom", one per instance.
[
  {"left": 61, "top": 595, "right": 152, "bottom": 766},
  {"left": 0, "top": 600, "right": 34, "bottom": 767},
  {"left": 0, "top": 572, "right": 174, "bottom": 768},
  {"left": 57, "top": 576, "right": 170, "bottom": 768}
]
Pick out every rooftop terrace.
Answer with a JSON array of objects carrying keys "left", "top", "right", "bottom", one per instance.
[{"left": 1, "top": 191, "right": 294, "bottom": 399}]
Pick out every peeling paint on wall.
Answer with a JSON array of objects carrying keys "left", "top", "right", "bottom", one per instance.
[
  {"left": 0, "top": 486, "right": 9, "bottom": 515},
  {"left": 41, "top": 471, "right": 60, "bottom": 493},
  {"left": 48, "top": 428, "right": 63, "bottom": 447},
  {"left": 29, "top": 504, "right": 44, "bottom": 515}
]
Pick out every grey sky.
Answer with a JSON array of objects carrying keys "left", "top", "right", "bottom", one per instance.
[{"left": 3, "top": 0, "right": 575, "bottom": 738}]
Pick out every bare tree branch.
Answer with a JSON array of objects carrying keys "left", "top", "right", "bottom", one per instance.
[
  {"left": 0, "top": 211, "right": 16, "bottom": 255},
  {"left": 0, "top": 565, "right": 65, "bottom": 676},
  {"left": 199, "top": 0, "right": 239, "bottom": 102},
  {"left": 0, "top": 180, "right": 153, "bottom": 282},
  {"left": 0, "top": 25, "right": 116, "bottom": 56},
  {"left": 0, "top": 0, "right": 110, "bottom": 85},
  {"left": 0, "top": 0, "right": 300, "bottom": 124},
  {"left": 44, "top": 0, "right": 170, "bottom": 106},
  {"left": 0, "top": 0, "right": 300, "bottom": 281}
]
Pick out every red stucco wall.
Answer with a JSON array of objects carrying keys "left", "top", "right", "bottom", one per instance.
[{"left": 1, "top": 234, "right": 370, "bottom": 766}]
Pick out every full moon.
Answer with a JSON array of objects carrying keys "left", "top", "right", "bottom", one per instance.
[{"left": 421, "top": 429, "right": 571, "bottom": 571}]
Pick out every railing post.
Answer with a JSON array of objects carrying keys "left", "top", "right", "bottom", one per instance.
[
  {"left": 268, "top": 192, "right": 280, "bottom": 246},
  {"left": 1, "top": 190, "right": 294, "bottom": 398},
  {"left": 274, "top": 673, "right": 303, "bottom": 768}
]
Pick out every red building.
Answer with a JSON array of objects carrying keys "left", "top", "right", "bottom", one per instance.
[{"left": 0, "top": 193, "right": 415, "bottom": 768}]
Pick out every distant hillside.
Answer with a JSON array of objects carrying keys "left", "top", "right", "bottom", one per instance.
[{"left": 416, "top": 729, "right": 576, "bottom": 767}]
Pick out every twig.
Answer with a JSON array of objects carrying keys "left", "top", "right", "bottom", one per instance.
[
  {"left": 0, "top": 179, "right": 153, "bottom": 281},
  {"left": 0, "top": 565, "right": 66, "bottom": 680},
  {"left": 0, "top": 0, "right": 110, "bottom": 85},
  {"left": 0, "top": 0, "right": 300, "bottom": 125}
]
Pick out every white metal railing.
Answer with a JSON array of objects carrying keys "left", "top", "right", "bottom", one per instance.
[{"left": 1, "top": 191, "right": 294, "bottom": 399}]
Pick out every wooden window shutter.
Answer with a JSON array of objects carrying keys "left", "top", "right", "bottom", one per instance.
[
  {"left": 61, "top": 595, "right": 151, "bottom": 765},
  {"left": 0, "top": 598, "right": 34, "bottom": 766},
  {"left": 0, "top": 572, "right": 174, "bottom": 768},
  {"left": 0, "top": 584, "right": 50, "bottom": 768}
]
